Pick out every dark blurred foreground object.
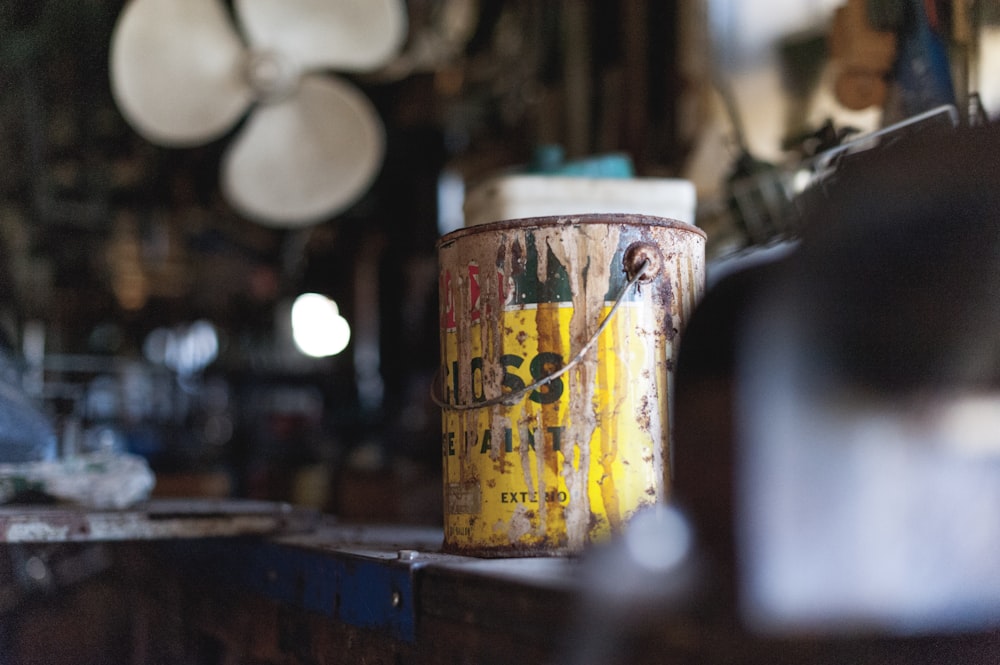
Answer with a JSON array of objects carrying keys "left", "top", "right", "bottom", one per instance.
[{"left": 675, "top": 122, "right": 1000, "bottom": 636}]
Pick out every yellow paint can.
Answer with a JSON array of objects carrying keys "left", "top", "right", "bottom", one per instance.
[{"left": 437, "top": 214, "right": 705, "bottom": 556}]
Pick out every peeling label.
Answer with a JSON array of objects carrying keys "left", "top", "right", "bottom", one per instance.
[{"left": 446, "top": 483, "right": 481, "bottom": 515}]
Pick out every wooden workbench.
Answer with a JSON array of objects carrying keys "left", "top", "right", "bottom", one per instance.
[{"left": 1, "top": 502, "right": 998, "bottom": 664}]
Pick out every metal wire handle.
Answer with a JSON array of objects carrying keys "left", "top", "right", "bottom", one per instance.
[{"left": 432, "top": 257, "right": 651, "bottom": 411}]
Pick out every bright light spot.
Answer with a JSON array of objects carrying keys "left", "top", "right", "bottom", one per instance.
[
  {"left": 437, "top": 169, "right": 465, "bottom": 234},
  {"left": 791, "top": 168, "right": 813, "bottom": 195},
  {"left": 979, "top": 26, "right": 1000, "bottom": 118},
  {"left": 624, "top": 504, "right": 692, "bottom": 573},
  {"left": 937, "top": 393, "right": 1000, "bottom": 456},
  {"left": 143, "top": 320, "right": 219, "bottom": 375},
  {"left": 291, "top": 293, "right": 350, "bottom": 358}
]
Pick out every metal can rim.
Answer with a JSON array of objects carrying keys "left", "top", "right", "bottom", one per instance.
[{"left": 437, "top": 213, "right": 706, "bottom": 248}]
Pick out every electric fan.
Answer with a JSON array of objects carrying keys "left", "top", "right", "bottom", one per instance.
[{"left": 109, "top": 0, "right": 407, "bottom": 227}]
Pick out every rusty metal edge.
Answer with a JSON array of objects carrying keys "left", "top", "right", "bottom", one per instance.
[
  {"left": 0, "top": 500, "right": 319, "bottom": 543},
  {"left": 438, "top": 213, "right": 707, "bottom": 247}
]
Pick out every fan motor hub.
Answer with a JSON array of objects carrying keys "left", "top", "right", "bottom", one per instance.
[{"left": 243, "top": 50, "right": 300, "bottom": 103}]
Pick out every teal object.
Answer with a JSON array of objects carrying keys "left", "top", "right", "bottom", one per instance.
[{"left": 527, "top": 144, "right": 634, "bottom": 178}]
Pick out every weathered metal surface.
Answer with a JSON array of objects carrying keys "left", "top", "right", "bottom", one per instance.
[
  {"left": 170, "top": 537, "right": 421, "bottom": 642},
  {"left": 0, "top": 499, "right": 317, "bottom": 542},
  {"left": 7, "top": 526, "right": 1000, "bottom": 664},
  {"left": 162, "top": 521, "right": 583, "bottom": 645},
  {"left": 438, "top": 214, "right": 706, "bottom": 556}
]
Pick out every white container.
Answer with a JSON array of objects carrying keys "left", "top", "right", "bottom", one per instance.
[{"left": 463, "top": 175, "right": 697, "bottom": 227}]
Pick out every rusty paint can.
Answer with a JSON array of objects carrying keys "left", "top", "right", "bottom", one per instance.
[{"left": 437, "top": 213, "right": 706, "bottom": 556}]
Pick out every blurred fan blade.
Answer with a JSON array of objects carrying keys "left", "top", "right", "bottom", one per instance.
[
  {"left": 110, "top": 0, "right": 253, "bottom": 146},
  {"left": 221, "top": 74, "right": 385, "bottom": 227},
  {"left": 234, "top": 0, "right": 407, "bottom": 71}
]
